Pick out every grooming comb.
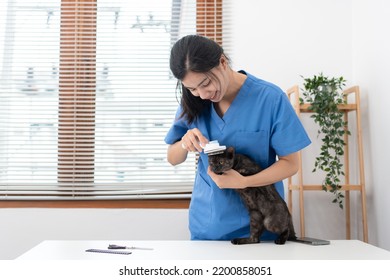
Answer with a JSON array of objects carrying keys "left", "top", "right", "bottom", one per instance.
[{"left": 203, "top": 140, "right": 226, "bottom": 155}]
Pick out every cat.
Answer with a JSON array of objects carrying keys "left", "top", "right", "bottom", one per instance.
[{"left": 208, "top": 146, "right": 297, "bottom": 245}]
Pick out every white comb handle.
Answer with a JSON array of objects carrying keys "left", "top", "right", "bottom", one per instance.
[{"left": 203, "top": 140, "right": 226, "bottom": 154}]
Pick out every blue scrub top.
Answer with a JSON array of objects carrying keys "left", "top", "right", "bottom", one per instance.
[{"left": 165, "top": 71, "right": 311, "bottom": 241}]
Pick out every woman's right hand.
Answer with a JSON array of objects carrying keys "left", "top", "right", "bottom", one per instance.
[
  {"left": 180, "top": 128, "right": 209, "bottom": 153},
  {"left": 167, "top": 128, "right": 208, "bottom": 166}
]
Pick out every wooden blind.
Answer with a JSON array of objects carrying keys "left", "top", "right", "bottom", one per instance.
[
  {"left": 58, "top": 0, "right": 97, "bottom": 188},
  {"left": 197, "top": 0, "right": 223, "bottom": 44}
]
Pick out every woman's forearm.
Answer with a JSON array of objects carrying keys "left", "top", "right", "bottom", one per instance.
[
  {"left": 207, "top": 152, "right": 300, "bottom": 189},
  {"left": 244, "top": 152, "right": 300, "bottom": 187},
  {"left": 167, "top": 140, "right": 188, "bottom": 166}
]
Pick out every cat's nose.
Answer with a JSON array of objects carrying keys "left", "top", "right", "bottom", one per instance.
[{"left": 211, "top": 168, "right": 221, "bottom": 174}]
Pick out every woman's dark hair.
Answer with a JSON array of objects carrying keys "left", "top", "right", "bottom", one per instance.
[{"left": 170, "top": 35, "right": 227, "bottom": 124}]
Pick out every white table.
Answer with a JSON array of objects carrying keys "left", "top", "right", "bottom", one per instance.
[{"left": 16, "top": 239, "right": 390, "bottom": 260}]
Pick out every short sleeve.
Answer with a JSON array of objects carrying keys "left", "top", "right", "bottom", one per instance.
[
  {"left": 164, "top": 107, "right": 189, "bottom": 144},
  {"left": 270, "top": 92, "right": 311, "bottom": 156}
]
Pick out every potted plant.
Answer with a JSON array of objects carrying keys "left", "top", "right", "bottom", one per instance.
[{"left": 300, "top": 73, "right": 350, "bottom": 209}]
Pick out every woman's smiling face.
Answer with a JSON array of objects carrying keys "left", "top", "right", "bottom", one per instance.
[{"left": 181, "top": 56, "right": 229, "bottom": 103}]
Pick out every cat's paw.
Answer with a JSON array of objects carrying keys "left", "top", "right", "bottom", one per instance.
[
  {"left": 274, "top": 238, "right": 287, "bottom": 245},
  {"left": 231, "top": 237, "right": 259, "bottom": 245},
  {"left": 231, "top": 238, "right": 240, "bottom": 245}
]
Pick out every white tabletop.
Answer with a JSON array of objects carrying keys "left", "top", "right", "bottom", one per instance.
[{"left": 16, "top": 239, "right": 390, "bottom": 260}]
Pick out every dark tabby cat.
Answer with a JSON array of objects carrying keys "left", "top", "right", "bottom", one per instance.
[{"left": 208, "top": 147, "right": 297, "bottom": 245}]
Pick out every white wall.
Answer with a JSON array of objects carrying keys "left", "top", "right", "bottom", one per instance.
[
  {"left": 229, "top": 0, "right": 353, "bottom": 90},
  {"left": 352, "top": 0, "right": 390, "bottom": 251},
  {"left": 0, "top": 208, "right": 190, "bottom": 260},
  {"left": 1, "top": 0, "right": 390, "bottom": 260}
]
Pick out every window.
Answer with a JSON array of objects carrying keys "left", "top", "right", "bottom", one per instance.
[{"left": 0, "top": 0, "right": 226, "bottom": 201}]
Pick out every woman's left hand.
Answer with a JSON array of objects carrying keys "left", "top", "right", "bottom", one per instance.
[{"left": 207, "top": 167, "right": 248, "bottom": 189}]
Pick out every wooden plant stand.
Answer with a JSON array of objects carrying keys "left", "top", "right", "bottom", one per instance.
[{"left": 286, "top": 85, "right": 368, "bottom": 242}]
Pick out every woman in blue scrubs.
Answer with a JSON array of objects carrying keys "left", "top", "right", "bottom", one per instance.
[{"left": 165, "top": 35, "right": 311, "bottom": 241}]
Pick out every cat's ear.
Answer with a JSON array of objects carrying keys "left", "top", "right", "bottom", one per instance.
[{"left": 226, "top": 147, "right": 235, "bottom": 159}]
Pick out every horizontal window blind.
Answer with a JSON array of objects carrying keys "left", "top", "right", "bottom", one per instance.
[{"left": 0, "top": 0, "right": 229, "bottom": 200}]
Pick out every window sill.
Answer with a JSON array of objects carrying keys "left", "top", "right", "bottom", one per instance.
[{"left": 0, "top": 199, "right": 190, "bottom": 209}]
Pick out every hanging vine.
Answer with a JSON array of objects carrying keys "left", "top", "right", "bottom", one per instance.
[{"left": 300, "top": 73, "right": 350, "bottom": 209}]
